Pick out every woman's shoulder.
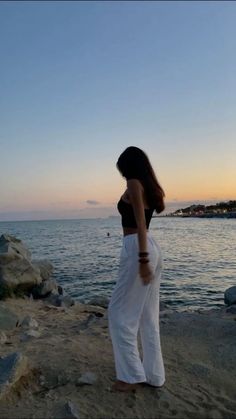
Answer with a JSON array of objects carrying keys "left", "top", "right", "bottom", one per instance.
[{"left": 127, "top": 179, "right": 144, "bottom": 199}]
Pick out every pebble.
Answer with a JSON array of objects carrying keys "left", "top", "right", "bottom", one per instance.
[
  {"left": 77, "top": 372, "right": 97, "bottom": 386},
  {"left": 65, "top": 401, "right": 80, "bottom": 419}
]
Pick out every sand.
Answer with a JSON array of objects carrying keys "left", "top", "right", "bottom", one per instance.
[{"left": 0, "top": 297, "right": 236, "bottom": 419}]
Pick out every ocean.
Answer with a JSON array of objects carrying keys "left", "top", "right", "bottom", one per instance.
[{"left": 0, "top": 217, "right": 235, "bottom": 311}]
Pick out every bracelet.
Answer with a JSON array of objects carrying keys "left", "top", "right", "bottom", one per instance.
[
  {"left": 139, "top": 252, "right": 149, "bottom": 257},
  {"left": 139, "top": 259, "right": 149, "bottom": 264}
]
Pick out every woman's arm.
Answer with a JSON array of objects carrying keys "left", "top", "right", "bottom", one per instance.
[
  {"left": 127, "top": 179, "right": 147, "bottom": 253},
  {"left": 127, "top": 179, "right": 153, "bottom": 285}
]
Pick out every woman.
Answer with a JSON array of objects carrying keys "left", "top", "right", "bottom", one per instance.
[{"left": 108, "top": 146, "right": 165, "bottom": 392}]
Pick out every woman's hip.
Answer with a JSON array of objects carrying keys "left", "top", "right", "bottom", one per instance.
[{"left": 121, "top": 233, "right": 162, "bottom": 267}]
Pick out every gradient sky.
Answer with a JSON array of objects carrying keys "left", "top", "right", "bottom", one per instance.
[{"left": 0, "top": 1, "right": 235, "bottom": 220}]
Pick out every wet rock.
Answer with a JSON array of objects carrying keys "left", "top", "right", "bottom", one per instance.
[{"left": 224, "top": 286, "right": 236, "bottom": 306}]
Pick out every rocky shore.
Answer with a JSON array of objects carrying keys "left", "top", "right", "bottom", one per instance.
[{"left": 1, "top": 235, "right": 236, "bottom": 419}]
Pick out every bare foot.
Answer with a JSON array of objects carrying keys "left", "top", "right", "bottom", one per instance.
[{"left": 111, "top": 380, "right": 138, "bottom": 392}]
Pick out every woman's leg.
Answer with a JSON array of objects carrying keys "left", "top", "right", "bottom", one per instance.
[
  {"left": 108, "top": 236, "right": 151, "bottom": 384},
  {"left": 139, "top": 251, "right": 165, "bottom": 387}
]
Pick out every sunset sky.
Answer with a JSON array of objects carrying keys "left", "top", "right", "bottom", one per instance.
[{"left": 0, "top": 1, "right": 235, "bottom": 221}]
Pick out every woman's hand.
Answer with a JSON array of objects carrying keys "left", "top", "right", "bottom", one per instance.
[{"left": 139, "top": 262, "right": 154, "bottom": 285}]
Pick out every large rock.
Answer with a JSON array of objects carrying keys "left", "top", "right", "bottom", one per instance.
[
  {"left": 0, "top": 352, "right": 29, "bottom": 400},
  {"left": 0, "top": 234, "right": 31, "bottom": 262},
  {"left": 32, "top": 279, "right": 58, "bottom": 299},
  {"left": 32, "top": 260, "right": 54, "bottom": 281},
  {"left": 0, "top": 258, "right": 42, "bottom": 294},
  {"left": 0, "top": 235, "right": 42, "bottom": 298},
  {"left": 0, "top": 234, "right": 58, "bottom": 301},
  {"left": 224, "top": 286, "right": 236, "bottom": 306}
]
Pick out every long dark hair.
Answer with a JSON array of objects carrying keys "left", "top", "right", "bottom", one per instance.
[{"left": 116, "top": 146, "right": 165, "bottom": 214}]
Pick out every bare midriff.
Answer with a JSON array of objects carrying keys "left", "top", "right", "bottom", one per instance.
[{"left": 123, "top": 227, "right": 149, "bottom": 236}]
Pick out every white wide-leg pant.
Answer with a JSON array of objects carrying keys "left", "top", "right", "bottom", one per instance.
[{"left": 108, "top": 233, "right": 165, "bottom": 386}]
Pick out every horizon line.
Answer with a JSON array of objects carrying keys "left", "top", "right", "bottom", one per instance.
[{"left": 0, "top": 198, "right": 235, "bottom": 223}]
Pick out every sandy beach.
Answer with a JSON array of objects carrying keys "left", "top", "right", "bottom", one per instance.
[{"left": 0, "top": 297, "right": 236, "bottom": 419}]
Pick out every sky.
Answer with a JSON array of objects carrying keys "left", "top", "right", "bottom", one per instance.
[{"left": 0, "top": 1, "right": 235, "bottom": 221}]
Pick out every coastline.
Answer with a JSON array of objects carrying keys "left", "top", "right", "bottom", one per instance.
[
  {"left": 0, "top": 297, "right": 236, "bottom": 419},
  {"left": 158, "top": 213, "right": 236, "bottom": 219}
]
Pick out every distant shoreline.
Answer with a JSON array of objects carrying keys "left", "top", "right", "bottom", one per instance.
[
  {"left": 165, "top": 200, "right": 236, "bottom": 219},
  {"left": 160, "top": 212, "right": 236, "bottom": 219}
]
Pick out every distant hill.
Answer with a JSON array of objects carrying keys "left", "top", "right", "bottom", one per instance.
[{"left": 168, "top": 200, "right": 236, "bottom": 218}]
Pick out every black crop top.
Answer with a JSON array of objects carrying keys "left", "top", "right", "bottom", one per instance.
[{"left": 117, "top": 198, "right": 154, "bottom": 229}]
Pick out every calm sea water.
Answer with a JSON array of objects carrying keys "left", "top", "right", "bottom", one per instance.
[{"left": 0, "top": 217, "right": 235, "bottom": 311}]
